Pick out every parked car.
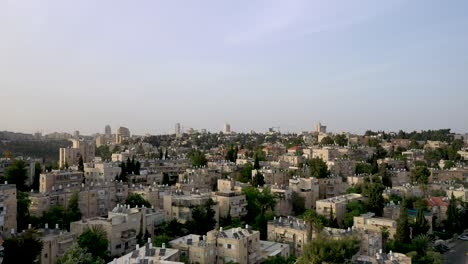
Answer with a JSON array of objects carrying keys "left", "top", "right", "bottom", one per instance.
[
  {"left": 458, "top": 235, "right": 468, "bottom": 241},
  {"left": 434, "top": 244, "right": 450, "bottom": 253}
]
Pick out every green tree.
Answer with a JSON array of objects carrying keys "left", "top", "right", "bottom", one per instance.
[
  {"left": 226, "top": 145, "right": 237, "bottom": 162},
  {"left": 5, "top": 160, "right": 28, "bottom": 191},
  {"left": 17, "top": 192, "right": 31, "bottom": 231},
  {"left": 291, "top": 192, "right": 306, "bottom": 216},
  {"left": 78, "top": 155, "right": 84, "bottom": 172},
  {"left": 126, "top": 157, "right": 134, "bottom": 174},
  {"left": 320, "top": 136, "right": 334, "bottom": 145},
  {"left": 187, "top": 150, "right": 208, "bottom": 167},
  {"left": 298, "top": 235, "right": 360, "bottom": 264},
  {"left": 162, "top": 172, "right": 170, "bottom": 185},
  {"left": 42, "top": 205, "right": 66, "bottom": 229},
  {"left": 242, "top": 186, "right": 276, "bottom": 236},
  {"left": 367, "top": 138, "right": 381, "bottom": 147},
  {"left": 95, "top": 145, "right": 112, "bottom": 161},
  {"left": 367, "top": 182, "right": 385, "bottom": 216},
  {"left": 410, "top": 166, "right": 430, "bottom": 185},
  {"left": 56, "top": 243, "right": 104, "bottom": 264},
  {"left": 2, "top": 229, "right": 43, "bottom": 264},
  {"left": 301, "top": 209, "right": 325, "bottom": 242},
  {"left": 253, "top": 154, "right": 260, "bottom": 170},
  {"left": 252, "top": 172, "right": 265, "bottom": 187},
  {"left": 263, "top": 255, "right": 296, "bottom": 264},
  {"left": 445, "top": 193, "right": 461, "bottom": 234},
  {"left": 237, "top": 162, "right": 253, "bottom": 183},
  {"left": 126, "top": 193, "right": 151, "bottom": 208},
  {"left": 117, "top": 162, "right": 128, "bottom": 182},
  {"left": 413, "top": 208, "right": 430, "bottom": 237},
  {"left": 395, "top": 198, "right": 410, "bottom": 243},
  {"left": 411, "top": 234, "right": 431, "bottom": 258},
  {"left": 355, "top": 162, "right": 373, "bottom": 175},
  {"left": 32, "top": 162, "right": 42, "bottom": 191},
  {"left": 66, "top": 192, "right": 82, "bottom": 227},
  {"left": 77, "top": 226, "right": 109, "bottom": 261},
  {"left": 343, "top": 200, "right": 367, "bottom": 228},
  {"left": 187, "top": 199, "right": 217, "bottom": 235},
  {"left": 443, "top": 160, "right": 455, "bottom": 170},
  {"left": 153, "top": 234, "right": 170, "bottom": 247},
  {"left": 134, "top": 161, "right": 141, "bottom": 175},
  {"left": 307, "top": 157, "right": 330, "bottom": 179},
  {"left": 334, "top": 134, "right": 348, "bottom": 147}
]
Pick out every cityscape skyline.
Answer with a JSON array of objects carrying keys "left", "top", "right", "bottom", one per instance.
[{"left": 2, "top": 0, "right": 468, "bottom": 135}]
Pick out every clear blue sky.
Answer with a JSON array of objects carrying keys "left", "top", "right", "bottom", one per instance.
[{"left": 1, "top": 0, "right": 467, "bottom": 135}]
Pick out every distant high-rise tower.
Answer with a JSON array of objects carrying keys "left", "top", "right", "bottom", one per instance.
[
  {"left": 73, "top": 130, "right": 80, "bottom": 139},
  {"left": 223, "top": 123, "right": 231, "bottom": 134},
  {"left": 115, "top": 127, "right": 130, "bottom": 144},
  {"left": 175, "top": 123, "right": 181, "bottom": 136},
  {"left": 105, "top": 125, "right": 111, "bottom": 137},
  {"left": 315, "top": 122, "right": 327, "bottom": 133}
]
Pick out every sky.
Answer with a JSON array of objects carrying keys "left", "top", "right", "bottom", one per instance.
[{"left": 1, "top": 0, "right": 468, "bottom": 135}]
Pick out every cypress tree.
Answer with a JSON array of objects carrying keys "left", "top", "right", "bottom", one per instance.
[
  {"left": 414, "top": 207, "right": 430, "bottom": 236},
  {"left": 395, "top": 198, "right": 410, "bottom": 243}
]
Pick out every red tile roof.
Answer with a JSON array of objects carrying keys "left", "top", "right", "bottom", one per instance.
[{"left": 426, "top": 197, "right": 448, "bottom": 207}]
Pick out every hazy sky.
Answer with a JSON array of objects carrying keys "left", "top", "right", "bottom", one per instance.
[{"left": 1, "top": 0, "right": 468, "bottom": 135}]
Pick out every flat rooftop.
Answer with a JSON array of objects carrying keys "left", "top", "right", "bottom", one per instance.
[{"left": 316, "top": 193, "right": 363, "bottom": 204}]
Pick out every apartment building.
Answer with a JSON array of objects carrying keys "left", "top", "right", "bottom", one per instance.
[
  {"left": 129, "top": 184, "right": 169, "bottom": 209},
  {"left": 84, "top": 162, "right": 121, "bottom": 183},
  {"left": 328, "top": 159, "right": 357, "bottom": 178},
  {"left": 289, "top": 177, "right": 319, "bottom": 209},
  {"left": 315, "top": 193, "right": 364, "bottom": 224},
  {"left": 30, "top": 181, "right": 128, "bottom": 218},
  {"left": 278, "top": 154, "right": 304, "bottom": 167},
  {"left": 79, "top": 182, "right": 129, "bottom": 218},
  {"left": 163, "top": 190, "right": 219, "bottom": 224},
  {"left": 71, "top": 205, "right": 142, "bottom": 257},
  {"left": 169, "top": 234, "right": 217, "bottom": 264},
  {"left": 446, "top": 188, "right": 468, "bottom": 202},
  {"left": 214, "top": 179, "right": 247, "bottom": 218},
  {"left": 312, "top": 148, "right": 339, "bottom": 162},
  {"left": 39, "top": 227, "right": 75, "bottom": 264},
  {"left": 356, "top": 251, "right": 412, "bottom": 264},
  {"left": 115, "top": 127, "right": 131, "bottom": 144},
  {"left": 110, "top": 240, "right": 182, "bottom": 264},
  {"left": 353, "top": 213, "right": 397, "bottom": 239},
  {"left": 59, "top": 139, "right": 95, "bottom": 167},
  {"left": 317, "top": 177, "right": 345, "bottom": 199},
  {"left": 257, "top": 168, "right": 289, "bottom": 186},
  {"left": 39, "top": 170, "right": 83, "bottom": 193},
  {"left": 267, "top": 216, "right": 310, "bottom": 256},
  {"left": 171, "top": 227, "right": 290, "bottom": 264},
  {"left": 429, "top": 168, "right": 468, "bottom": 183},
  {"left": 426, "top": 196, "right": 448, "bottom": 225},
  {"left": 178, "top": 168, "right": 220, "bottom": 190},
  {"left": 270, "top": 185, "right": 293, "bottom": 216},
  {"left": 0, "top": 184, "right": 17, "bottom": 236}
]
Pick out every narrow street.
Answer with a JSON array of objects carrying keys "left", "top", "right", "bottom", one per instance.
[{"left": 444, "top": 240, "right": 468, "bottom": 264}]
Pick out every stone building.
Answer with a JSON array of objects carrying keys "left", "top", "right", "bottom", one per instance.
[
  {"left": 214, "top": 179, "right": 247, "bottom": 218},
  {"left": 163, "top": 190, "right": 219, "bottom": 225},
  {"left": 171, "top": 226, "right": 290, "bottom": 264},
  {"left": 315, "top": 193, "right": 364, "bottom": 224},
  {"left": 38, "top": 227, "right": 75, "bottom": 264},
  {"left": 267, "top": 216, "right": 310, "bottom": 256},
  {"left": 39, "top": 170, "right": 83, "bottom": 193},
  {"left": 0, "top": 184, "right": 17, "bottom": 236},
  {"left": 71, "top": 205, "right": 145, "bottom": 257},
  {"left": 110, "top": 240, "right": 182, "bottom": 264}
]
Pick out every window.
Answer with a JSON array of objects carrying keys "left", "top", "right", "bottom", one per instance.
[{"left": 116, "top": 244, "right": 121, "bottom": 249}]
